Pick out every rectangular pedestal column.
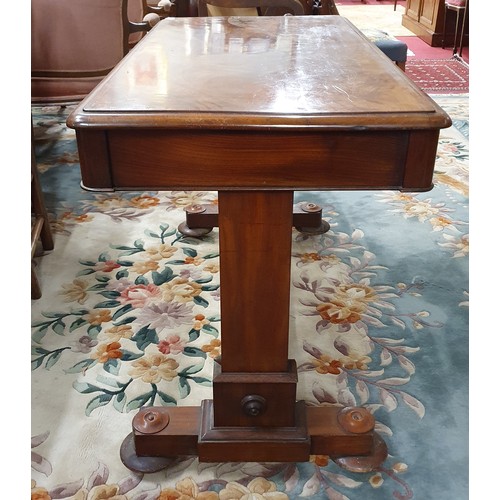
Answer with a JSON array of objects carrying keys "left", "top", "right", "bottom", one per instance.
[{"left": 218, "top": 191, "right": 294, "bottom": 373}]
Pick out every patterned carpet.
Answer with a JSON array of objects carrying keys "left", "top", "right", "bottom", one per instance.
[
  {"left": 405, "top": 58, "right": 469, "bottom": 94},
  {"left": 334, "top": 4, "right": 469, "bottom": 94},
  {"left": 31, "top": 95, "right": 469, "bottom": 500}
]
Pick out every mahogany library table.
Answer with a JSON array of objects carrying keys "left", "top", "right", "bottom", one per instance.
[{"left": 67, "top": 14, "right": 451, "bottom": 473}]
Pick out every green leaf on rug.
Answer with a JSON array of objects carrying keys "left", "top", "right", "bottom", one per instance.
[
  {"left": 158, "top": 391, "right": 177, "bottom": 406},
  {"left": 127, "top": 392, "right": 154, "bottom": 411},
  {"left": 86, "top": 393, "right": 113, "bottom": 415},
  {"left": 152, "top": 267, "right": 175, "bottom": 285},
  {"left": 183, "top": 347, "right": 208, "bottom": 359},
  {"left": 131, "top": 326, "right": 159, "bottom": 350},
  {"left": 65, "top": 358, "right": 98, "bottom": 374}
]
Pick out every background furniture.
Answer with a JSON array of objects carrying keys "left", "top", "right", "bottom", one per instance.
[
  {"left": 442, "top": 0, "right": 468, "bottom": 57},
  {"left": 375, "top": 0, "right": 401, "bottom": 9},
  {"left": 31, "top": 125, "right": 54, "bottom": 300},
  {"left": 402, "top": 0, "right": 468, "bottom": 47},
  {"left": 373, "top": 0, "right": 401, "bottom": 9},
  {"left": 197, "top": 0, "right": 304, "bottom": 16},
  {"left": 362, "top": 29, "right": 407, "bottom": 70},
  {"left": 197, "top": 0, "right": 339, "bottom": 16},
  {"left": 402, "top": 0, "right": 444, "bottom": 46},
  {"left": 31, "top": 0, "right": 166, "bottom": 104}
]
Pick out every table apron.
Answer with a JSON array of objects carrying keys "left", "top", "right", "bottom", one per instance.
[{"left": 76, "top": 128, "right": 440, "bottom": 192}]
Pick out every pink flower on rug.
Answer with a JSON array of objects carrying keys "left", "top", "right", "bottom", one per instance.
[
  {"left": 118, "top": 283, "right": 162, "bottom": 308},
  {"left": 107, "top": 277, "right": 133, "bottom": 293},
  {"left": 158, "top": 334, "right": 184, "bottom": 355},
  {"left": 70, "top": 335, "right": 98, "bottom": 353}
]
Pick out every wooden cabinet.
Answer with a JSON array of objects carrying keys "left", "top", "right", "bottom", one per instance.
[{"left": 402, "top": 0, "right": 446, "bottom": 47}]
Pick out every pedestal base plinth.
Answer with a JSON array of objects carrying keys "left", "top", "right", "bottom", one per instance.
[
  {"left": 198, "top": 400, "right": 310, "bottom": 462},
  {"left": 121, "top": 402, "right": 387, "bottom": 473}
]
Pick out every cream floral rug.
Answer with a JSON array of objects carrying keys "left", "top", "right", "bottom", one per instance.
[{"left": 31, "top": 94, "right": 468, "bottom": 500}]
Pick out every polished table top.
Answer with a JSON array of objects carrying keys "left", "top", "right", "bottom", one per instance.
[
  {"left": 67, "top": 15, "right": 451, "bottom": 192},
  {"left": 70, "top": 15, "right": 449, "bottom": 128}
]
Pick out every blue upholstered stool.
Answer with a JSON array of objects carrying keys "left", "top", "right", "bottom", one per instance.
[{"left": 361, "top": 28, "right": 408, "bottom": 71}]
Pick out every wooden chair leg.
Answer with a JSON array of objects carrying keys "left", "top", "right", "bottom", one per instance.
[
  {"left": 31, "top": 119, "right": 54, "bottom": 300},
  {"left": 32, "top": 263, "right": 42, "bottom": 300},
  {"left": 31, "top": 146, "right": 54, "bottom": 252}
]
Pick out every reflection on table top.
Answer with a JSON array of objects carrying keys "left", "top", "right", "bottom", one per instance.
[{"left": 72, "top": 15, "right": 449, "bottom": 130}]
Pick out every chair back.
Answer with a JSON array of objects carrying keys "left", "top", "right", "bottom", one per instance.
[{"left": 31, "top": 0, "right": 152, "bottom": 103}]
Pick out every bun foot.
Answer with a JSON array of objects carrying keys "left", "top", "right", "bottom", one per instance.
[
  {"left": 333, "top": 432, "right": 388, "bottom": 473},
  {"left": 177, "top": 221, "right": 213, "bottom": 237},
  {"left": 120, "top": 433, "right": 175, "bottom": 473},
  {"left": 295, "top": 219, "right": 330, "bottom": 235}
]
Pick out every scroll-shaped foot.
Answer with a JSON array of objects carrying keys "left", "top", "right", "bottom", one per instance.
[
  {"left": 332, "top": 407, "right": 388, "bottom": 473},
  {"left": 178, "top": 221, "right": 213, "bottom": 238}
]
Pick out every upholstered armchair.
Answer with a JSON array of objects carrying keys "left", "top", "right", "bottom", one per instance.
[{"left": 31, "top": 0, "right": 170, "bottom": 103}]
